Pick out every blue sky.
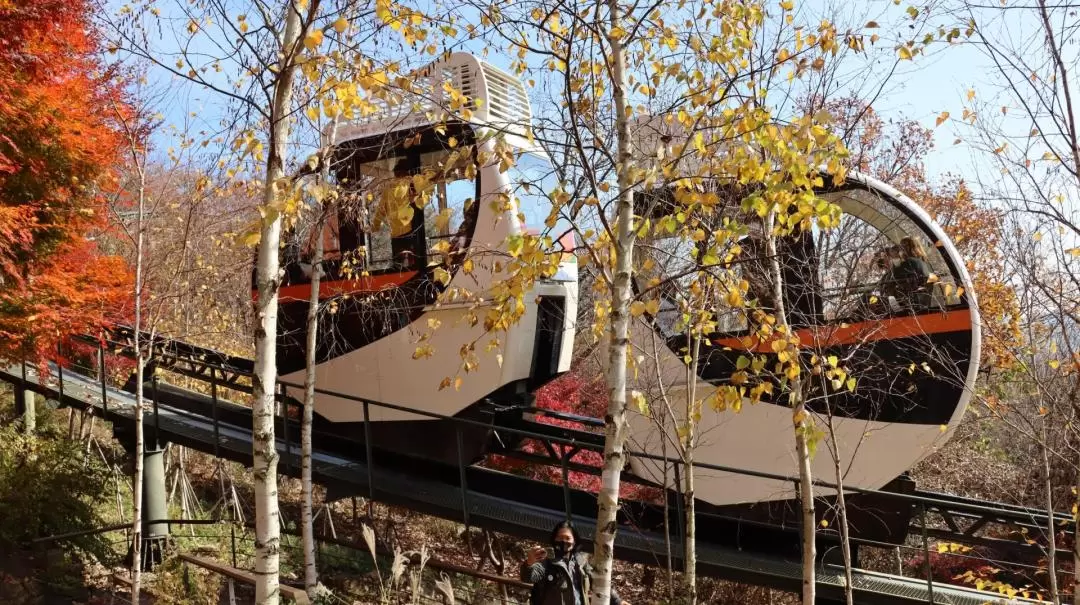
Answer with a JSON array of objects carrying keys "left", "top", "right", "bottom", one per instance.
[{"left": 100, "top": 0, "right": 1019, "bottom": 189}]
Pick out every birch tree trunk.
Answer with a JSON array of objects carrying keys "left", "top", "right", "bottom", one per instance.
[
  {"left": 1071, "top": 447, "right": 1080, "bottom": 605},
  {"left": 589, "top": 2, "right": 634, "bottom": 602},
  {"left": 763, "top": 211, "right": 815, "bottom": 604},
  {"left": 683, "top": 332, "right": 700, "bottom": 605},
  {"left": 302, "top": 208, "right": 327, "bottom": 594},
  {"left": 130, "top": 152, "right": 147, "bottom": 605},
  {"left": 824, "top": 412, "right": 853, "bottom": 605},
  {"left": 1042, "top": 419, "right": 1060, "bottom": 605},
  {"left": 647, "top": 330, "right": 675, "bottom": 600},
  {"left": 253, "top": 3, "right": 305, "bottom": 602}
]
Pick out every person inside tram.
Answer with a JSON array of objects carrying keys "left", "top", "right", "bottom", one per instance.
[
  {"left": 521, "top": 521, "right": 630, "bottom": 605},
  {"left": 869, "top": 237, "right": 932, "bottom": 312},
  {"left": 892, "top": 236, "right": 933, "bottom": 307},
  {"left": 870, "top": 244, "right": 903, "bottom": 304}
]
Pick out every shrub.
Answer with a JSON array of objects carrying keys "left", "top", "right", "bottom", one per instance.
[
  {"left": 486, "top": 371, "right": 662, "bottom": 503},
  {"left": 0, "top": 419, "right": 116, "bottom": 568}
]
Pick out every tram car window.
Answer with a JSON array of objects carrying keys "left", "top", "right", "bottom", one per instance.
[
  {"left": 253, "top": 53, "right": 579, "bottom": 464},
  {"left": 625, "top": 172, "right": 980, "bottom": 507}
]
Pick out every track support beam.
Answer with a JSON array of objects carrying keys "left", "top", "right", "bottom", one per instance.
[{"left": 140, "top": 446, "right": 169, "bottom": 570}]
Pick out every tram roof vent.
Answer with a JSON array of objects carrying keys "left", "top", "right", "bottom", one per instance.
[{"left": 331, "top": 52, "right": 533, "bottom": 146}]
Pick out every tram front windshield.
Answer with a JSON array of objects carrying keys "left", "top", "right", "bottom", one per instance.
[
  {"left": 504, "top": 150, "right": 573, "bottom": 242},
  {"left": 635, "top": 184, "right": 966, "bottom": 338},
  {"left": 286, "top": 145, "right": 482, "bottom": 282}
]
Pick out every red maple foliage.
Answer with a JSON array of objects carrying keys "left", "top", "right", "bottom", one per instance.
[
  {"left": 485, "top": 371, "right": 663, "bottom": 504},
  {"left": 0, "top": 0, "right": 135, "bottom": 364}
]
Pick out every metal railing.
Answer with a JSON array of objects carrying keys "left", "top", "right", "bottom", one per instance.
[{"left": 6, "top": 331, "right": 1067, "bottom": 603}]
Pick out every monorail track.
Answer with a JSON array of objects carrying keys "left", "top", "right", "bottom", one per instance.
[{"left": 0, "top": 329, "right": 1056, "bottom": 604}]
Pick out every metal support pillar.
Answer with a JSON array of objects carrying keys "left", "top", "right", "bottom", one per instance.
[
  {"left": 22, "top": 387, "right": 35, "bottom": 434},
  {"left": 14, "top": 385, "right": 34, "bottom": 434},
  {"left": 141, "top": 446, "right": 169, "bottom": 570}
]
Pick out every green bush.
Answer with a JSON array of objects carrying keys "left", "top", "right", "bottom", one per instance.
[{"left": 0, "top": 421, "right": 115, "bottom": 565}]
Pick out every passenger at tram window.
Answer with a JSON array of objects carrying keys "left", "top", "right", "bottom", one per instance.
[
  {"left": 870, "top": 245, "right": 902, "bottom": 302},
  {"left": 891, "top": 237, "right": 934, "bottom": 309}
]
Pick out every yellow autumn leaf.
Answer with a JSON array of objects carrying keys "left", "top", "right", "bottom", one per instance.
[
  {"left": 793, "top": 409, "right": 808, "bottom": 425},
  {"left": 239, "top": 230, "right": 261, "bottom": 247},
  {"left": 779, "top": 0, "right": 794, "bottom": 10},
  {"left": 630, "top": 301, "right": 647, "bottom": 317},
  {"left": 434, "top": 209, "right": 451, "bottom": 233},
  {"left": 334, "top": 16, "right": 348, "bottom": 33},
  {"left": 304, "top": 29, "right": 324, "bottom": 50},
  {"left": 898, "top": 45, "right": 913, "bottom": 60},
  {"left": 726, "top": 288, "right": 743, "bottom": 308},
  {"left": 935, "top": 111, "right": 949, "bottom": 126}
]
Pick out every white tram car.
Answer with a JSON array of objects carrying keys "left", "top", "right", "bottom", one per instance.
[{"left": 266, "top": 52, "right": 980, "bottom": 506}]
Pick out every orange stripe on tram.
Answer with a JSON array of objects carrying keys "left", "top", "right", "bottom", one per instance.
[
  {"left": 268, "top": 272, "right": 418, "bottom": 302},
  {"left": 711, "top": 307, "right": 973, "bottom": 352}
]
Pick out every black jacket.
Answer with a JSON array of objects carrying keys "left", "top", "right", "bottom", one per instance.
[{"left": 520, "top": 552, "right": 623, "bottom": 605}]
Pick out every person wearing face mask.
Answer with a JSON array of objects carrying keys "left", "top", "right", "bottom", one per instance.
[{"left": 520, "top": 521, "right": 630, "bottom": 605}]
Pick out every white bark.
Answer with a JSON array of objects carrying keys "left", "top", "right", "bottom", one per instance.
[
  {"left": 253, "top": 3, "right": 305, "bottom": 603},
  {"left": 132, "top": 354, "right": 145, "bottom": 602},
  {"left": 131, "top": 145, "right": 147, "bottom": 605},
  {"left": 589, "top": 2, "right": 634, "bottom": 602},
  {"left": 301, "top": 215, "right": 323, "bottom": 592},
  {"left": 302, "top": 205, "right": 328, "bottom": 593},
  {"left": 763, "top": 212, "right": 815, "bottom": 604},
  {"left": 824, "top": 413, "right": 853, "bottom": 605},
  {"left": 647, "top": 329, "right": 675, "bottom": 599},
  {"left": 1042, "top": 419, "right": 1060, "bottom": 605},
  {"left": 1074, "top": 445, "right": 1079, "bottom": 605},
  {"left": 302, "top": 119, "right": 339, "bottom": 595},
  {"left": 683, "top": 332, "right": 700, "bottom": 605},
  {"left": 22, "top": 388, "right": 34, "bottom": 434}
]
